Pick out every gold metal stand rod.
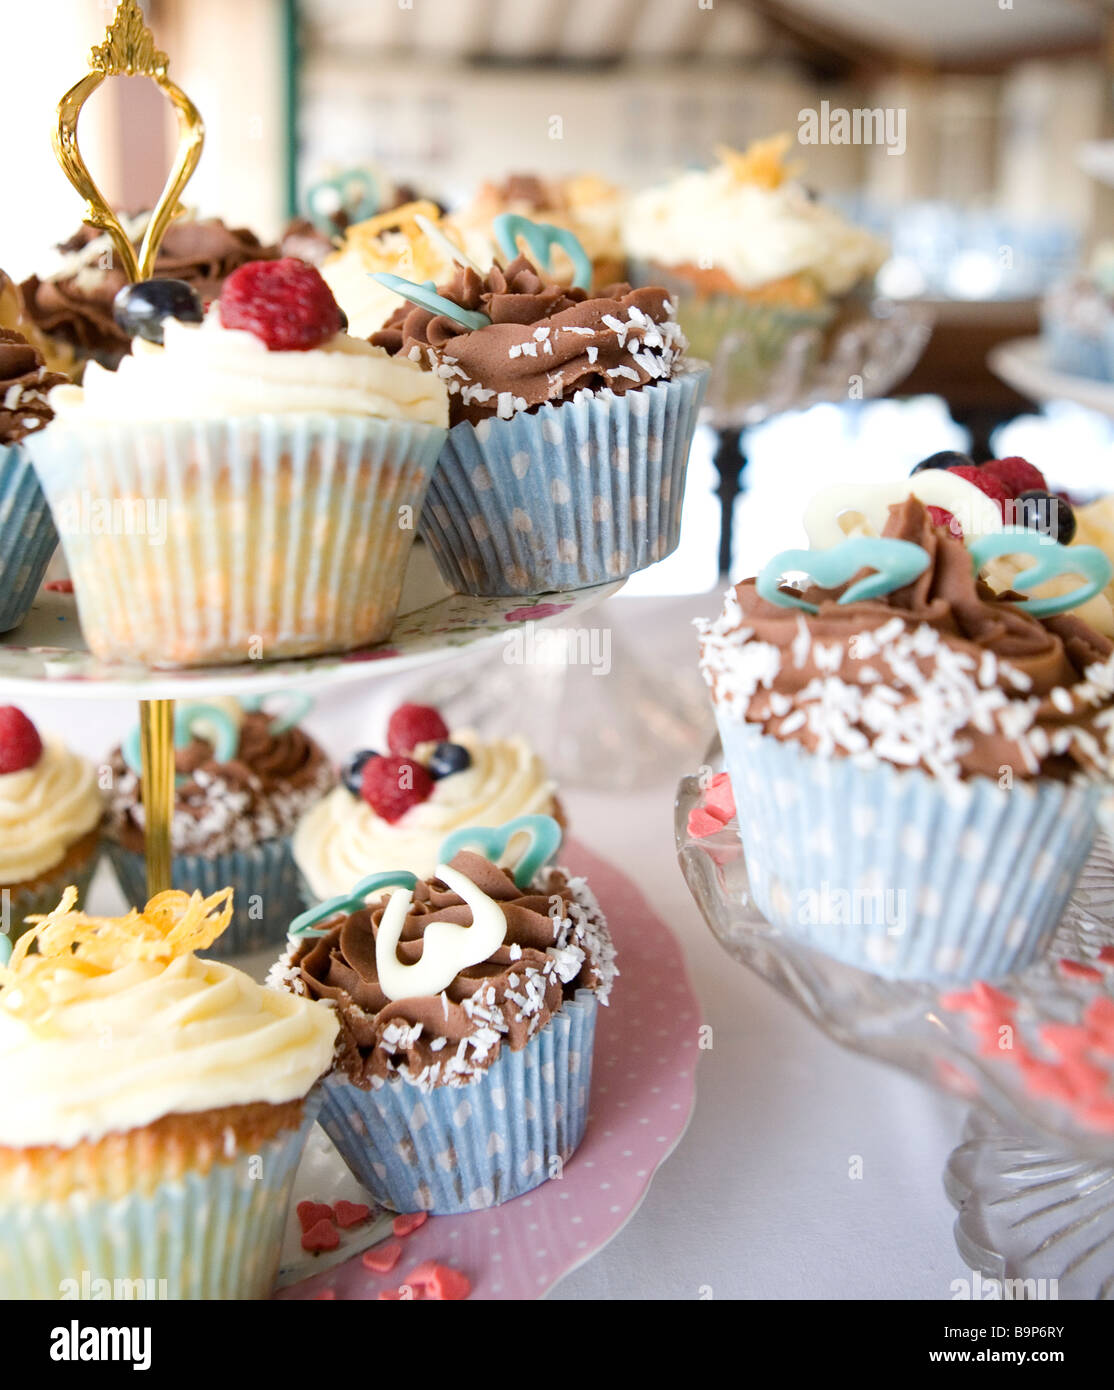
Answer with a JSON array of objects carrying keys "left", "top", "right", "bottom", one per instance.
[{"left": 139, "top": 698, "right": 175, "bottom": 897}]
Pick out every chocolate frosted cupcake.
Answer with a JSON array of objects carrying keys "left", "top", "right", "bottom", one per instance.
[
  {"left": 699, "top": 494, "right": 1114, "bottom": 982},
  {"left": 0, "top": 312, "right": 68, "bottom": 633},
  {"left": 104, "top": 698, "right": 336, "bottom": 955},
  {"left": 373, "top": 248, "right": 707, "bottom": 594},
  {"left": 20, "top": 214, "right": 278, "bottom": 372},
  {"left": 272, "top": 826, "right": 616, "bottom": 1213}
]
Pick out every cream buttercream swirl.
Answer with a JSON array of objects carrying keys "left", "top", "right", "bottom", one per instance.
[
  {"left": 0, "top": 952, "right": 338, "bottom": 1148},
  {"left": 47, "top": 312, "right": 449, "bottom": 426},
  {"left": 293, "top": 730, "right": 558, "bottom": 898},
  {"left": 623, "top": 161, "right": 886, "bottom": 296},
  {"left": 0, "top": 740, "right": 102, "bottom": 884}
]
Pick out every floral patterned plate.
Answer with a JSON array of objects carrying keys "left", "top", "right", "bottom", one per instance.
[{"left": 0, "top": 546, "right": 621, "bottom": 700}]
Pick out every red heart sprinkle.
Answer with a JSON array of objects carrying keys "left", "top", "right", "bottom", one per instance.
[
  {"left": 393, "top": 1211, "right": 428, "bottom": 1237},
  {"left": 301, "top": 1217, "right": 339, "bottom": 1253},
  {"left": 297, "top": 1200, "right": 334, "bottom": 1233},
  {"left": 405, "top": 1260, "right": 471, "bottom": 1300},
  {"left": 333, "top": 1200, "right": 371, "bottom": 1229},
  {"left": 362, "top": 1241, "right": 402, "bottom": 1274}
]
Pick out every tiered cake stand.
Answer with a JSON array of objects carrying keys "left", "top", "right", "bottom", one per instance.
[
  {"left": 675, "top": 745, "right": 1114, "bottom": 1299},
  {"left": 990, "top": 338, "right": 1114, "bottom": 420}
]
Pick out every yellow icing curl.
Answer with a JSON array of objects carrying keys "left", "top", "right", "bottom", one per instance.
[
  {"left": 0, "top": 886, "right": 234, "bottom": 1020},
  {"left": 716, "top": 134, "right": 803, "bottom": 191}
]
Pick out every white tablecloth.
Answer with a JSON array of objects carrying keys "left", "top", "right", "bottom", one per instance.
[{"left": 29, "top": 590, "right": 973, "bottom": 1300}]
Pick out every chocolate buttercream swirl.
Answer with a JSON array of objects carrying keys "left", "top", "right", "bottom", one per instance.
[
  {"left": 281, "top": 850, "right": 616, "bottom": 1090},
  {"left": 371, "top": 253, "right": 686, "bottom": 424},
  {"left": 0, "top": 329, "right": 67, "bottom": 443},
  {"left": 20, "top": 217, "right": 278, "bottom": 366},
  {"left": 107, "top": 712, "right": 335, "bottom": 857},
  {"left": 698, "top": 497, "right": 1114, "bottom": 782}
]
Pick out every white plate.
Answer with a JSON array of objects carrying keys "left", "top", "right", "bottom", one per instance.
[
  {"left": 989, "top": 336, "right": 1114, "bottom": 417},
  {"left": 0, "top": 545, "right": 622, "bottom": 700}
]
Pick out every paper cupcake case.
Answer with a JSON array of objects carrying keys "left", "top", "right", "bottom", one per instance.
[
  {"left": 6, "top": 848, "right": 100, "bottom": 947},
  {"left": 0, "top": 1104, "right": 317, "bottom": 1301},
  {"left": 106, "top": 836, "right": 302, "bottom": 957},
  {"left": 317, "top": 990, "right": 599, "bottom": 1214},
  {"left": 628, "top": 260, "right": 833, "bottom": 404},
  {"left": 717, "top": 718, "right": 1102, "bottom": 985},
  {"left": 0, "top": 443, "right": 58, "bottom": 634},
  {"left": 27, "top": 413, "right": 446, "bottom": 667},
  {"left": 418, "top": 366, "right": 707, "bottom": 597}
]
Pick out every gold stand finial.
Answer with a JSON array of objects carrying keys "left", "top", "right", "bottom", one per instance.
[{"left": 54, "top": 0, "right": 204, "bottom": 285}]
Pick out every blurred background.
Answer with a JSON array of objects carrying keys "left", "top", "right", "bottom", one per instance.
[{"left": 8, "top": 0, "right": 1114, "bottom": 594}]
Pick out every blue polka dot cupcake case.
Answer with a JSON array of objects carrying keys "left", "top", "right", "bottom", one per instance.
[
  {"left": 0, "top": 319, "right": 70, "bottom": 633},
  {"left": 698, "top": 472, "right": 1114, "bottom": 985},
  {"left": 270, "top": 814, "right": 617, "bottom": 1214},
  {"left": 368, "top": 216, "right": 708, "bottom": 596}
]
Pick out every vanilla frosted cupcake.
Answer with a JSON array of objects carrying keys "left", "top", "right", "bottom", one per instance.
[
  {"left": 624, "top": 136, "right": 885, "bottom": 400},
  {"left": 294, "top": 702, "right": 561, "bottom": 900},
  {"left": 105, "top": 697, "right": 335, "bottom": 954},
  {"left": 0, "top": 887, "right": 337, "bottom": 1299},
  {"left": 0, "top": 707, "right": 102, "bottom": 942},
  {"left": 29, "top": 258, "right": 449, "bottom": 667}
]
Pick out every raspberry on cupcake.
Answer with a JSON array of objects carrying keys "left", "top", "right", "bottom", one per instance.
[{"left": 293, "top": 703, "right": 563, "bottom": 899}]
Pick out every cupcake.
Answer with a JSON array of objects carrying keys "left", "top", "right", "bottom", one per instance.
[
  {"left": 444, "top": 173, "right": 628, "bottom": 293},
  {"left": 371, "top": 240, "right": 707, "bottom": 595},
  {"left": 294, "top": 701, "right": 562, "bottom": 900},
  {"left": 623, "top": 136, "right": 886, "bottom": 402},
  {"left": 1041, "top": 244, "right": 1114, "bottom": 381},
  {"left": 0, "top": 706, "right": 102, "bottom": 946},
  {"left": 28, "top": 257, "right": 449, "bottom": 667},
  {"left": 321, "top": 201, "right": 459, "bottom": 338},
  {"left": 697, "top": 491, "right": 1114, "bottom": 984},
  {"left": 0, "top": 886, "right": 338, "bottom": 1300},
  {"left": 270, "top": 817, "right": 616, "bottom": 1213},
  {"left": 0, "top": 315, "right": 68, "bottom": 633},
  {"left": 104, "top": 697, "right": 335, "bottom": 955},
  {"left": 19, "top": 213, "right": 278, "bottom": 374}
]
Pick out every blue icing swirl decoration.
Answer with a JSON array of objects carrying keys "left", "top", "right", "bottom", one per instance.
[
  {"left": 306, "top": 168, "right": 379, "bottom": 234},
  {"left": 492, "top": 213, "right": 593, "bottom": 293},
  {"left": 370, "top": 272, "right": 492, "bottom": 331},
  {"left": 756, "top": 538, "right": 931, "bottom": 615},
  {"left": 288, "top": 870, "right": 420, "bottom": 939},
  {"left": 967, "top": 529, "right": 1113, "bottom": 619},
  {"left": 438, "top": 813, "right": 562, "bottom": 890}
]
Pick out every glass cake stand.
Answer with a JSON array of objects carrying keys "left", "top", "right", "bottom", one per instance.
[{"left": 675, "top": 743, "right": 1114, "bottom": 1299}]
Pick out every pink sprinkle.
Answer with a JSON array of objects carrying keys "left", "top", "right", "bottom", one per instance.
[
  {"left": 333, "top": 1200, "right": 371, "bottom": 1229},
  {"left": 687, "top": 806, "right": 726, "bottom": 839},
  {"left": 362, "top": 1241, "right": 402, "bottom": 1274},
  {"left": 1098, "top": 946, "right": 1114, "bottom": 965},
  {"left": 1039, "top": 1022, "right": 1094, "bottom": 1057},
  {"left": 405, "top": 1260, "right": 471, "bottom": 1301},
  {"left": 1058, "top": 958, "right": 1103, "bottom": 981},
  {"left": 1016, "top": 1056, "right": 1075, "bottom": 1103},
  {"left": 393, "top": 1211, "right": 428, "bottom": 1237},
  {"left": 301, "top": 1217, "right": 339, "bottom": 1253},
  {"left": 296, "top": 1200, "right": 334, "bottom": 1233},
  {"left": 704, "top": 771, "right": 736, "bottom": 821},
  {"left": 972, "top": 982, "right": 1017, "bottom": 1015},
  {"left": 44, "top": 579, "right": 74, "bottom": 593}
]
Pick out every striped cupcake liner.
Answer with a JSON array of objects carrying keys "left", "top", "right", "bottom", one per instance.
[
  {"left": 27, "top": 414, "right": 447, "bottom": 667},
  {"left": 317, "top": 990, "right": 599, "bottom": 1214},
  {"left": 4, "top": 846, "right": 100, "bottom": 948},
  {"left": 105, "top": 836, "right": 303, "bottom": 957},
  {"left": 0, "top": 442, "right": 58, "bottom": 634},
  {"left": 0, "top": 1100, "right": 318, "bottom": 1301},
  {"left": 628, "top": 260, "right": 834, "bottom": 410},
  {"left": 718, "top": 718, "right": 1102, "bottom": 984},
  {"left": 418, "top": 367, "right": 707, "bottom": 597}
]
